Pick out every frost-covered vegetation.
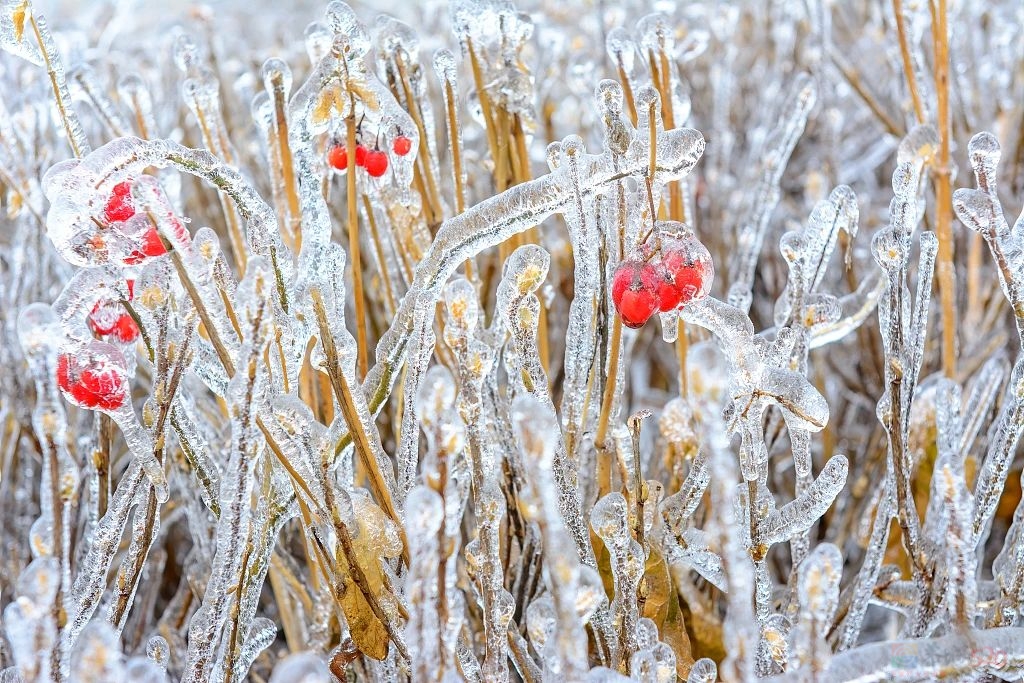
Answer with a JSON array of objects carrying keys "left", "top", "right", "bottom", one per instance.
[{"left": 1, "top": 0, "right": 1024, "bottom": 681}]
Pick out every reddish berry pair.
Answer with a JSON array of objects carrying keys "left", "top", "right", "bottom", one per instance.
[
  {"left": 102, "top": 181, "right": 170, "bottom": 263},
  {"left": 56, "top": 343, "right": 129, "bottom": 411},
  {"left": 611, "top": 237, "right": 713, "bottom": 329},
  {"left": 87, "top": 279, "right": 139, "bottom": 344}
]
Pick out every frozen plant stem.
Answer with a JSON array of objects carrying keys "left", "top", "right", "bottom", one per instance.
[
  {"left": 930, "top": 0, "right": 956, "bottom": 378},
  {"left": 345, "top": 112, "right": 369, "bottom": 379}
]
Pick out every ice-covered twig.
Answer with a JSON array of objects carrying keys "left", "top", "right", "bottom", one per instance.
[{"left": 765, "top": 627, "right": 1024, "bottom": 682}]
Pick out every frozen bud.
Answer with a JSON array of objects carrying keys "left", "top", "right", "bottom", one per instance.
[
  {"left": 890, "top": 162, "right": 920, "bottom": 200},
  {"left": 325, "top": 1, "right": 371, "bottom": 55},
  {"left": 637, "top": 13, "right": 674, "bottom": 54},
  {"left": 526, "top": 596, "right": 556, "bottom": 650},
  {"left": 896, "top": 124, "right": 939, "bottom": 167},
  {"left": 686, "top": 658, "right": 717, "bottom": 683},
  {"left": 546, "top": 141, "right": 562, "bottom": 171},
  {"left": 575, "top": 566, "right": 607, "bottom": 622},
  {"left": 406, "top": 485, "right": 444, "bottom": 538},
  {"left": 636, "top": 86, "right": 661, "bottom": 127},
  {"left": 967, "top": 131, "right": 1001, "bottom": 186},
  {"left": 443, "top": 278, "right": 479, "bottom": 330},
  {"left": 953, "top": 188, "right": 996, "bottom": 236},
  {"left": 635, "top": 617, "right": 660, "bottom": 650},
  {"left": 146, "top": 636, "right": 170, "bottom": 671},
  {"left": 605, "top": 27, "right": 637, "bottom": 73},
  {"left": 171, "top": 33, "right": 200, "bottom": 72},
  {"left": 376, "top": 15, "right": 419, "bottom": 60},
  {"left": 512, "top": 394, "right": 557, "bottom": 470},
  {"left": 798, "top": 543, "right": 843, "bottom": 625},
  {"left": 17, "top": 303, "right": 61, "bottom": 358},
  {"left": 304, "top": 21, "right": 333, "bottom": 63},
  {"left": 503, "top": 244, "right": 549, "bottom": 296},
  {"left": 432, "top": 48, "right": 457, "bottom": 84},
  {"left": 872, "top": 229, "right": 906, "bottom": 271},
  {"left": 417, "top": 365, "right": 457, "bottom": 426},
  {"left": 760, "top": 614, "right": 790, "bottom": 666},
  {"left": 261, "top": 57, "right": 292, "bottom": 96},
  {"left": 71, "top": 621, "right": 125, "bottom": 682},
  {"left": 591, "top": 492, "right": 629, "bottom": 543},
  {"left": 685, "top": 341, "right": 729, "bottom": 407},
  {"left": 123, "top": 658, "right": 167, "bottom": 682}
]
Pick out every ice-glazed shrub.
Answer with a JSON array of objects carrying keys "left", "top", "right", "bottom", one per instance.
[{"left": 2, "top": 0, "right": 1024, "bottom": 682}]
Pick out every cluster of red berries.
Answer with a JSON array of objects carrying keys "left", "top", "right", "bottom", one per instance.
[
  {"left": 56, "top": 342, "right": 129, "bottom": 411},
  {"left": 87, "top": 279, "right": 140, "bottom": 344},
  {"left": 327, "top": 134, "right": 412, "bottom": 178},
  {"left": 611, "top": 233, "right": 714, "bottom": 329},
  {"left": 104, "top": 181, "right": 169, "bottom": 264}
]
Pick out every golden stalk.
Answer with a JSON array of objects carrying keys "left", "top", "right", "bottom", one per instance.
[
  {"left": 893, "top": 0, "right": 926, "bottom": 123},
  {"left": 394, "top": 53, "right": 444, "bottom": 226},
  {"left": 270, "top": 72, "right": 303, "bottom": 254},
  {"left": 310, "top": 288, "right": 410, "bottom": 566},
  {"left": 930, "top": 0, "right": 957, "bottom": 378},
  {"left": 362, "top": 194, "right": 397, "bottom": 315},
  {"left": 345, "top": 113, "right": 369, "bottom": 379},
  {"left": 29, "top": 16, "right": 85, "bottom": 158},
  {"left": 444, "top": 78, "right": 475, "bottom": 280}
]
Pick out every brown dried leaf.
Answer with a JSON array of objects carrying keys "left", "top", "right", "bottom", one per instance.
[
  {"left": 642, "top": 547, "right": 693, "bottom": 677},
  {"left": 335, "top": 495, "right": 402, "bottom": 661},
  {"left": 641, "top": 546, "right": 672, "bottom": 623},
  {"left": 312, "top": 87, "right": 341, "bottom": 127},
  {"left": 348, "top": 80, "right": 379, "bottom": 111},
  {"left": 11, "top": 0, "right": 28, "bottom": 43},
  {"left": 337, "top": 566, "right": 389, "bottom": 660},
  {"left": 7, "top": 189, "right": 23, "bottom": 218}
]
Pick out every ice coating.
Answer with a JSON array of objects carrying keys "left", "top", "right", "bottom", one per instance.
[
  {"left": 268, "top": 653, "right": 331, "bottom": 682},
  {"left": 726, "top": 73, "right": 816, "bottom": 313},
  {"left": 512, "top": 395, "right": 590, "bottom": 678},
  {"left": 591, "top": 492, "right": 644, "bottom": 663}
]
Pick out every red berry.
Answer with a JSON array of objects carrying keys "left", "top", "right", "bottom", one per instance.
[
  {"left": 87, "top": 279, "right": 139, "bottom": 343},
  {"left": 654, "top": 240, "right": 713, "bottom": 312},
  {"left": 393, "top": 135, "right": 412, "bottom": 156},
  {"left": 327, "top": 144, "right": 349, "bottom": 170},
  {"left": 354, "top": 144, "right": 368, "bottom": 167},
  {"left": 111, "top": 313, "right": 140, "bottom": 343},
  {"left": 56, "top": 345, "right": 128, "bottom": 411},
  {"left": 104, "top": 181, "right": 136, "bottom": 223},
  {"left": 87, "top": 301, "right": 117, "bottom": 336},
  {"left": 611, "top": 259, "right": 660, "bottom": 328},
  {"left": 124, "top": 226, "right": 167, "bottom": 265},
  {"left": 88, "top": 304, "right": 139, "bottom": 343},
  {"left": 364, "top": 150, "right": 389, "bottom": 177}
]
